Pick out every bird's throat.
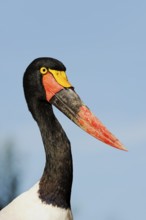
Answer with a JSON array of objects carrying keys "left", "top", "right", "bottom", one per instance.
[{"left": 34, "top": 101, "right": 73, "bottom": 209}]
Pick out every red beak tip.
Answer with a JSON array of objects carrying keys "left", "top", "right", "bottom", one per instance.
[{"left": 119, "top": 145, "right": 128, "bottom": 152}]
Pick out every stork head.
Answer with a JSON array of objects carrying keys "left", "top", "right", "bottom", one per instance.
[{"left": 23, "top": 57, "right": 127, "bottom": 151}]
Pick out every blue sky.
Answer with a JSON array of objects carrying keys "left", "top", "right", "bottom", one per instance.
[{"left": 0, "top": 0, "right": 146, "bottom": 219}]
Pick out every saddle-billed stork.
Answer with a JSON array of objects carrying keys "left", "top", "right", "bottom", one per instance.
[{"left": 0, "top": 57, "right": 127, "bottom": 220}]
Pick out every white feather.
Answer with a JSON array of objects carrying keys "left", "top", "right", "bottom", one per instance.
[{"left": 0, "top": 183, "right": 73, "bottom": 220}]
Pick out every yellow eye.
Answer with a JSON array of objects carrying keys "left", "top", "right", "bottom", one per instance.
[{"left": 40, "top": 67, "right": 48, "bottom": 75}]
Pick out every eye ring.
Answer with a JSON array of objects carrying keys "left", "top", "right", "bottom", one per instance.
[{"left": 40, "top": 67, "right": 48, "bottom": 75}]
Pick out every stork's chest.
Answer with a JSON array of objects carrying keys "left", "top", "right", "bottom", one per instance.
[{"left": 0, "top": 183, "right": 73, "bottom": 220}]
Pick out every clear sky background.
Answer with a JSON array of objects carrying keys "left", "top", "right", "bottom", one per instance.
[{"left": 0, "top": 0, "right": 146, "bottom": 219}]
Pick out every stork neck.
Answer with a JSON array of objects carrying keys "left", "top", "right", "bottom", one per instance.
[{"left": 34, "top": 101, "right": 73, "bottom": 209}]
